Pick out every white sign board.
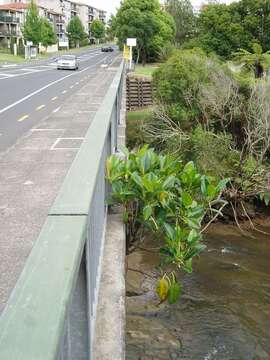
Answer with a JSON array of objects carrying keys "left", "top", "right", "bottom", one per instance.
[
  {"left": 26, "top": 41, "right": 33, "bottom": 46},
  {"left": 59, "top": 41, "right": 69, "bottom": 48},
  {"left": 127, "top": 38, "right": 137, "bottom": 47}
]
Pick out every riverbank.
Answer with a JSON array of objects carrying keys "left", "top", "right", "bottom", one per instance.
[{"left": 126, "top": 219, "right": 270, "bottom": 359}]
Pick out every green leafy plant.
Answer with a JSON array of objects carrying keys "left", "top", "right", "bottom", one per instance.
[{"left": 107, "top": 146, "right": 228, "bottom": 303}]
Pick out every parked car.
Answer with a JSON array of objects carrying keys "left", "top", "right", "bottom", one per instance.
[
  {"left": 57, "top": 55, "right": 79, "bottom": 70},
  {"left": 101, "top": 46, "right": 114, "bottom": 52}
]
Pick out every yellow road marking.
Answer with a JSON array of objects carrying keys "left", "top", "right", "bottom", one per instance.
[
  {"left": 18, "top": 114, "right": 29, "bottom": 122},
  {"left": 51, "top": 96, "right": 58, "bottom": 101},
  {"left": 36, "top": 104, "right": 45, "bottom": 111}
]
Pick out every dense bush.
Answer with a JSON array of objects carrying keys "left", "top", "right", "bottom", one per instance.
[
  {"left": 153, "top": 49, "right": 209, "bottom": 128},
  {"left": 146, "top": 50, "right": 270, "bottom": 217}
]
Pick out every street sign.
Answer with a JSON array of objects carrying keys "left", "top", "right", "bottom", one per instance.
[
  {"left": 26, "top": 41, "right": 33, "bottom": 46},
  {"left": 59, "top": 41, "right": 69, "bottom": 48},
  {"left": 127, "top": 38, "right": 137, "bottom": 47}
]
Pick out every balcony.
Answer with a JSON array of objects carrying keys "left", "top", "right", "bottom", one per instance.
[
  {"left": 56, "top": 18, "right": 65, "bottom": 24},
  {"left": 0, "top": 29, "right": 20, "bottom": 37},
  {"left": 0, "top": 15, "right": 19, "bottom": 24}
]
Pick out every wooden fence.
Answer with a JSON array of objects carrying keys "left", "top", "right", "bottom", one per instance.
[{"left": 126, "top": 76, "right": 154, "bottom": 110}]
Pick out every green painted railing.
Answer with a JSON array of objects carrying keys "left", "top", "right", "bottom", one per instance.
[{"left": 0, "top": 60, "right": 124, "bottom": 360}]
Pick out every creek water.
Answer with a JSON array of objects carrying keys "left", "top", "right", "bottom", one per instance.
[{"left": 126, "top": 224, "right": 270, "bottom": 360}]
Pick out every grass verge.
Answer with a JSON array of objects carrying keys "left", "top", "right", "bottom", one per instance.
[
  {"left": 0, "top": 53, "right": 26, "bottom": 65},
  {"left": 0, "top": 43, "right": 115, "bottom": 65},
  {"left": 134, "top": 64, "right": 160, "bottom": 77},
  {"left": 127, "top": 108, "right": 153, "bottom": 149}
]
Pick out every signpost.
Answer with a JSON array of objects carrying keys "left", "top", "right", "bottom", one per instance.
[{"left": 126, "top": 38, "right": 137, "bottom": 70}]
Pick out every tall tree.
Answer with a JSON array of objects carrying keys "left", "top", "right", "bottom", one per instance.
[
  {"left": 165, "top": 0, "right": 195, "bottom": 44},
  {"left": 91, "top": 19, "right": 105, "bottom": 43},
  {"left": 106, "top": 14, "right": 116, "bottom": 41},
  {"left": 233, "top": 43, "right": 270, "bottom": 78},
  {"left": 22, "top": 0, "right": 42, "bottom": 45},
  {"left": 193, "top": 0, "right": 270, "bottom": 59},
  {"left": 66, "top": 16, "right": 86, "bottom": 48},
  {"left": 115, "top": 0, "right": 175, "bottom": 65},
  {"left": 41, "top": 18, "right": 57, "bottom": 49}
]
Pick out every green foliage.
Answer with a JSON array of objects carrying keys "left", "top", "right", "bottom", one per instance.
[
  {"left": 165, "top": 0, "right": 195, "bottom": 44},
  {"left": 106, "top": 14, "right": 116, "bottom": 41},
  {"left": 156, "top": 273, "right": 181, "bottom": 304},
  {"left": 40, "top": 18, "right": 57, "bottom": 48},
  {"left": 22, "top": 0, "right": 42, "bottom": 45},
  {"left": 153, "top": 49, "right": 209, "bottom": 127},
  {"left": 233, "top": 43, "right": 270, "bottom": 78},
  {"left": 107, "top": 146, "right": 228, "bottom": 303},
  {"left": 67, "top": 16, "right": 87, "bottom": 47},
  {"left": 126, "top": 109, "right": 152, "bottom": 149},
  {"left": 192, "top": 0, "right": 270, "bottom": 59},
  {"left": 182, "top": 126, "right": 239, "bottom": 179},
  {"left": 114, "top": 0, "right": 176, "bottom": 64},
  {"left": 91, "top": 19, "right": 105, "bottom": 41}
]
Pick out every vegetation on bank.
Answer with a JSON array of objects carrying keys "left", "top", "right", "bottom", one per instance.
[
  {"left": 107, "top": 146, "right": 228, "bottom": 303},
  {"left": 110, "top": 0, "right": 270, "bottom": 303}
]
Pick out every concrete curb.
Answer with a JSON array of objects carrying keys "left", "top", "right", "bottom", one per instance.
[{"left": 92, "top": 213, "right": 126, "bottom": 360}]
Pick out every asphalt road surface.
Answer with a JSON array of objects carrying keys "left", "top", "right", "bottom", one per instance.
[{"left": 0, "top": 47, "right": 118, "bottom": 152}]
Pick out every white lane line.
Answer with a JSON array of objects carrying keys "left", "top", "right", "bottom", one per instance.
[
  {"left": 20, "top": 68, "right": 44, "bottom": 73},
  {"left": 0, "top": 58, "right": 108, "bottom": 115},
  {"left": 36, "top": 104, "right": 45, "bottom": 111},
  {"left": 70, "top": 85, "right": 74, "bottom": 89},
  {"left": 53, "top": 106, "right": 61, "bottom": 113},
  {"left": 62, "top": 90, "right": 67, "bottom": 94},
  {"left": 18, "top": 114, "right": 29, "bottom": 122},
  {"left": 0, "top": 73, "right": 15, "bottom": 78},
  {"left": 31, "top": 128, "right": 64, "bottom": 131}
]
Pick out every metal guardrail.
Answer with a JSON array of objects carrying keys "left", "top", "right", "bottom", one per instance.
[{"left": 0, "top": 61, "right": 125, "bottom": 360}]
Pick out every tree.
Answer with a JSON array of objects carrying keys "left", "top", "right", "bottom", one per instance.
[
  {"left": 165, "top": 0, "right": 195, "bottom": 44},
  {"left": 233, "top": 43, "right": 270, "bottom": 78},
  {"left": 22, "top": 0, "right": 42, "bottom": 46},
  {"left": 114, "top": 0, "right": 175, "bottom": 65},
  {"left": 192, "top": 0, "right": 270, "bottom": 59},
  {"left": 106, "top": 14, "right": 116, "bottom": 41},
  {"left": 66, "top": 16, "right": 86, "bottom": 48},
  {"left": 195, "top": 3, "right": 249, "bottom": 59},
  {"left": 91, "top": 19, "right": 105, "bottom": 43},
  {"left": 40, "top": 18, "right": 57, "bottom": 49}
]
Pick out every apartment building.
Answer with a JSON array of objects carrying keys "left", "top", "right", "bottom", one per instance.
[
  {"left": 0, "top": 3, "right": 26, "bottom": 47},
  {"left": 0, "top": 0, "right": 106, "bottom": 47}
]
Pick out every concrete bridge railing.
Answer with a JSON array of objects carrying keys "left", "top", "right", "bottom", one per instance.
[{"left": 0, "top": 61, "right": 125, "bottom": 360}]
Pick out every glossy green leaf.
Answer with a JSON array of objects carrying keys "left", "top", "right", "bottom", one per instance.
[
  {"left": 168, "top": 281, "right": 182, "bottom": 304},
  {"left": 143, "top": 205, "right": 152, "bottom": 220},
  {"left": 182, "top": 192, "right": 193, "bottom": 207}
]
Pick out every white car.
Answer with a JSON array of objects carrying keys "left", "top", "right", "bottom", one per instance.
[{"left": 57, "top": 55, "right": 79, "bottom": 70}]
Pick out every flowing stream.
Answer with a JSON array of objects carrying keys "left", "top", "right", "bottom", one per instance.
[{"left": 126, "top": 223, "right": 270, "bottom": 360}]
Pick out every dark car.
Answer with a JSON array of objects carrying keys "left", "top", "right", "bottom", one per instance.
[{"left": 101, "top": 46, "right": 114, "bottom": 52}]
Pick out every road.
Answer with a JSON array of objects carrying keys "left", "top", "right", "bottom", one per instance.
[
  {"left": 0, "top": 47, "right": 121, "bottom": 313},
  {"left": 0, "top": 47, "right": 117, "bottom": 152}
]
